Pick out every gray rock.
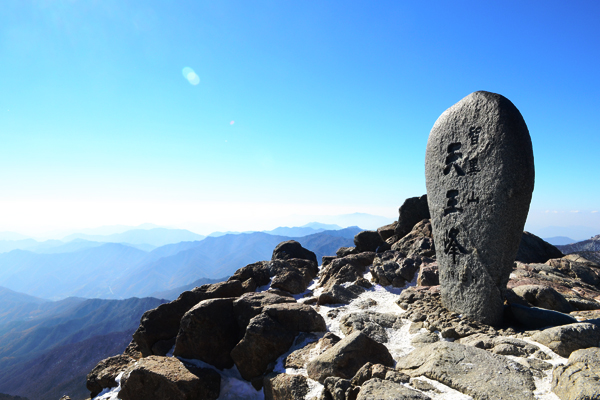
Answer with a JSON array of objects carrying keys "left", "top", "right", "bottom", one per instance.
[
  {"left": 417, "top": 263, "right": 439, "bottom": 286},
  {"left": 306, "top": 331, "right": 395, "bottom": 384},
  {"left": 378, "top": 222, "right": 398, "bottom": 242},
  {"left": 395, "top": 195, "right": 431, "bottom": 239},
  {"left": 284, "top": 333, "right": 341, "bottom": 369},
  {"left": 317, "top": 284, "right": 366, "bottom": 305},
  {"left": 351, "top": 362, "right": 409, "bottom": 386},
  {"left": 411, "top": 332, "right": 440, "bottom": 347},
  {"left": 552, "top": 347, "right": 600, "bottom": 400},
  {"left": 339, "top": 311, "right": 403, "bottom": 343},
  {"left": 357, "top": 378, "right": 431, "bottom": 400},
  {"left": 119, "top": 356, "right": 220, "bottom": 400},
  {"left": 323, "top": 377, "right": 357, "bottom": 400},
  {"left": 263, "top": 302, "right": 326, "bottom": 332},
  {"left": 531, "top": 322, "right": 600, "bottom": 357},
  {"left": 425, "top": 91, "right": 535, "bottom": 325},
  {"left": 232, "top": 291, "right": 296, "bottom": 332},
  {"left": 511, "top": 284, "right": 574, "bottom": 313},
  {"left": 272, "top": 240, "right": 318, "bottom": 265},
  {"left": 391, "top": 219, "right": 436, "bottom": 258},
  {"left": 510, "top": 303, "right": 578, "bottom": 330},
  {"left": 396, "top": 341, "right": 535, "bottom": 400}
]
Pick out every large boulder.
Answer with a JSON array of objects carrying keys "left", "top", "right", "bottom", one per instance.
[
  {"left": 396, "top": 341, "right": 535, "bottom": 400},
  {"left": 516, "top": 231, "right": 563, "bottom": 264},
  {"left": 394, "top": 195, "right": 430, "bottom": 239},
  {"left": 552, "top": 347, "right": 600, "bottom": 400},
  {"left": 531, "top": 322, "right": 600, "bottom": 357},
  {"left": 263, "top": 303, "right": 326, "bottom": 332},
  {"left": 272, "top": 240, "right": 317, "bottom": 265},
  {"left": 508, "top": 304, "right": 577, "bottom": 329},
  {"left": 230, "top": 313, "right": 296, "bottom": 383},
  {"left": 173, "top": 298, "right": 241, "bottom": 370},
  {"left": 357, "top": 378, "right": 431, "bottom": 400},
  {"left": 371, "top": 251, "right": 431, "bottom": 287},
  {"left": 354, "top": 231, "right": 384, "bottom": 253},
  {"left": 118, "top": 356, "right": 220, "bottom": 400},
  {"left": 511, "top": 284, "right": 574, "bottom": 313},
  {"left": 306, "top": 331, "right": 394, "bottom": 383},
  {"left": 133, "top": 280, "right": 246, "bottom": 356},
  {"left": 317, "top": 284, "right": 365, "bottom": 305},
  {"left": 232, "top": 291, "right": 296, "bottom": 332},
  {"left": 284, "top": 333, "right": 341, "bottom": 369}
]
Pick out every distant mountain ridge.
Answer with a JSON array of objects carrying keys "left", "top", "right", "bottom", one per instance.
[
  {"left": 0, "top": 226, "right": 361, "bottom": 300},
  {"left": 543, "top": 236, "right": 576, "bottom": 245},
  {"left": 556, "top": 234, "right": 600, "bottom": 253},
  {"left": 62, "top": 227, "right": 206, "bottom": 247}
]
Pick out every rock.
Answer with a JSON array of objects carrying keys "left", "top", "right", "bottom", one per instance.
[
  {"left": 173, "top": 298, "right": 241, "bottom": 370},
  {"left": 425, "top": 91, "right": 535, "bottom": 325},
  {"left": 377, "top": 222, "right": 398, "bottom": 242},
  {"left": 516, "top": 231, "right": 563, "bottom": 263},
  {"left": 371, "top": 251, "right": 430, "bottom": 287},
  {"left": 339, "top": 311, "right": 403, "bottom": 343},
  {"left": 552, "top": 347, "right": 600, "bottom": 400},
  {"left": 272, "top": 240, "right": 318, "bottom": 265},
  {"left": 488, "top": 337, "right": 539, "bottom": 357},
  {"left": 336, "top": 247, "right": 357, "bottom": 257},
  {"left": 86, "top": 354, "right": 135, "bottom": 398},
  {"left": 546, "top": 256, "right": 600, "bottom": 288},
  {"left": 230, "top": 313, "right": 297, "bottom": 382},
  {"left": 270, "top": 267, "right": 312, "bottom": 294},
  {"left": 323, "top": 377, "right": 357, "bottom": 400},
  {"left": 410, "top": 379, "right": 440, "bottom": 393},
  {"left": 229, "top": 261, "right": 272, "bottom": 286},
  {"left": 350, "top": 362, "right": 409, "bottom": 386},
  {"left": 306, "top": 331, "right": 395, "bottom": 384},
  {"left": 232, "top": 292, "right": 296, "bottom": 332},
  {"left": 356, "top": 378, "right": 431, "bottom": 400},
  {"left": 411, "top": 332, "right": 440, "bottom": 347},
  {"left": 132, "top": 280, "right": 246, "bottom": 356},
  {"left": 119, "top": 356, "right": 220, "bottom": 400},
  {"left": 395, "top": 195, "right": 431, "bottom": 239},
  {"left": 317, "top": 284, "right": 365, "bottom": 305},
  {"left": 508, "top": 304, "right": 578, "bottom": 329},
  {"left": 396, "top": 341, "right": 535, "bottom": 400},
  {"left": 354, "top": 231, "right": 384, "bottom": 253},
  {"left": 263, "top": 373, "right": 309, "bottom": 400},
  {"left": 318, "top": 252, "right": 375, "bottom": 290},
  {"left": 152, "top": 337, "right": 176, "bottom": 356},
  {"left": 284, "top": 333, "right": 341, "bottom": 369},
  {"left": 263, "top": 303, "right": 326, "bottom": 332},
  {"left": 391, "top": 219, "right": 436, "bottom": 258},
  {"left": 511, "top": 284, "right": 574, "bottom": 313},
  {"left": 531, "top": 322, "right": 600, "bottom": 357},
  {"left": 417, "top": 263, "right": 439, "bottom": 286}
]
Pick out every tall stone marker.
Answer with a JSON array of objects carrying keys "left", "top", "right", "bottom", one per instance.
[{"left": 425, "top": 91, "right": 534, "bottom": 325}]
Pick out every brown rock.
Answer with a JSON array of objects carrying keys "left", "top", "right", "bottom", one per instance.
[
  {"left": 119, "top": 356, "right": 220, "bottom": 400},
  {"left": 87, "top": 354, "right": 135, "bottom": 398}
]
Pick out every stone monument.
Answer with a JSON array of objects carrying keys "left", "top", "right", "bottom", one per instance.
[{"left": 425, "top": 91, "right": 534, "bottom": 325}]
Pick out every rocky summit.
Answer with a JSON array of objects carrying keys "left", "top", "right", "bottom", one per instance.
[
  {"left": 81, "top": 93, "right": 597, "bottom": 400},
  {"left": 425, "top": 91, "right": 535, "bottom": 325},
  {"left": 82, "top": 194, "right": 600, "bottom": 400}
]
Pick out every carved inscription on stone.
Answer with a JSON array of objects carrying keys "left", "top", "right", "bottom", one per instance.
[{"left": 425, "top": 91, "right": 534, "bottom": 325}]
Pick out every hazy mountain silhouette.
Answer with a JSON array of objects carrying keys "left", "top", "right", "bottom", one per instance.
[{"left": 62, "top": 227, "right": 205, "bottom": 247}]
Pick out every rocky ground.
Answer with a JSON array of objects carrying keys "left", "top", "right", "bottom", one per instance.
[{"left": 83, "top": 196, "right": 600, "bottom": 400}]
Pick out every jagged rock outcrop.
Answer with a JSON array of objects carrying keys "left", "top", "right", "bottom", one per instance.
[
  {"left": 516, "top": 231, "right": 564, "bottom": 263},
  {"left": 86, "top": 354, "right": 135, "bottom": 398},
  {"left": 394, "top": 195, "right": 430, "bottom": 240}
]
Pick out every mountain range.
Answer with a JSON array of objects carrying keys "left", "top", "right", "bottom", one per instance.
[
  {"left": 0, "top": 290, "right": 166, "bottom": 400},
  {"left": 556, "top": 234, "right": 600, "bottom": 254},
  {"left": 0, "top": 226, "right": 361, "bottom": 300}
]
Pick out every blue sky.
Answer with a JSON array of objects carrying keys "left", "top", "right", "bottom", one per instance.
[{"left": 0, "top": 1, "right": 599, "bottom": 237}]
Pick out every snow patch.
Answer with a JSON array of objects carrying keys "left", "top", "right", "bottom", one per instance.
[
  {"left": 178, "top": 357, "right": 264, "bottom": 400},
  {"left": 92, "top": 371, "right": 125, "bottom": 400},
  {"left": 410, "top": 376, "right": 473, "bottom": 400}
]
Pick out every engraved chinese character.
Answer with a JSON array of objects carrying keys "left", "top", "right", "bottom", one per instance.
[
  {"left": 467, "top": 157, "right": 481, "bottom": 175},
  {"left": 467, "top": 191, "right": 480, "bottom": 204},
  {"left": 443, "top": 143, "right": 465, "bottom": 176},
  {"left": 468, "top": 126, "right": 481, "bottom": 146},
  {"left": 444, "top": 227, "right": 468, "bottom": 264},
  {"left": 444, "top": 190, "right": 463, "bottom": 215}
]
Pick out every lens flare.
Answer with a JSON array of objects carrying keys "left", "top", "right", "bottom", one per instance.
[{"left": 182, "top": 67, "right": 200, "bottom": 85}]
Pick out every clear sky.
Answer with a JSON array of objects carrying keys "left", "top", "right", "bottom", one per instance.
[{"left": 0, "top": 1, "right": 599, "bottom": 238}]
